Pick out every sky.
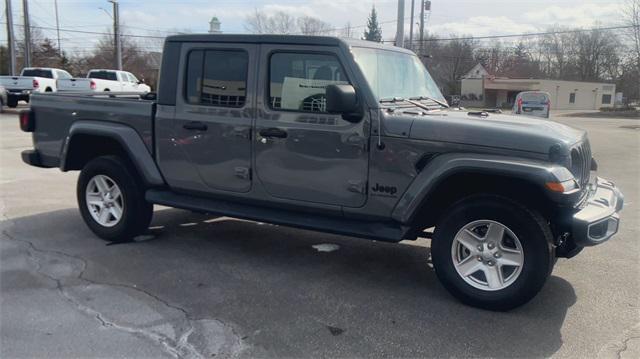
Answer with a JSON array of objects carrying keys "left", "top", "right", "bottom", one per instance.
[{"left": 0, "top": 0, "right": 628, "bottom": 54}]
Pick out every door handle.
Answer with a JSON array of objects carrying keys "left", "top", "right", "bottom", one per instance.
[
  {"left": 183, "top": 121, "right": 207, "bottom": 131},
  {"left": 259, "top": 128, "right": 287, "bottom": 138}
]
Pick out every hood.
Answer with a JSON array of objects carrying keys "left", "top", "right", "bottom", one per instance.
[{"left": 405, "top": 110, "right": 585, "bottom": 154}]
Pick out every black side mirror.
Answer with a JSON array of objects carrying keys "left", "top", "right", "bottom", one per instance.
[{"left": 326, "top": 84, "right": 361, "bottom": 122}]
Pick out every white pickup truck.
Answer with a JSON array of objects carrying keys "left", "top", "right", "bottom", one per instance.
[
  {"left": 58, "top": 69, "right": 151, "bottom": 93},
  {"left": 0, "top": 67, "right": 72, "bottom": 107}
]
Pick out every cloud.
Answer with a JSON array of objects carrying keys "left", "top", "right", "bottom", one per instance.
[
  {"left": 428, "top": 16, "right": 539, "bottom": 37},
  {"left": 524, "top": 3, "right": 621, "bottom": 27}
]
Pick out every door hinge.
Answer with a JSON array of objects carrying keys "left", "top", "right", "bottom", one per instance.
[{"left": 235, "top": 167, "right": 251, "bottom": 180}]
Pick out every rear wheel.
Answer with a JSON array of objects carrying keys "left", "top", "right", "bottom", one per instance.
[
  {"left": 77, "top": 156, "right": 153, "bottom": 242},
  {"left": 431, "top": 194, "right": 554, "bottom": 311}
]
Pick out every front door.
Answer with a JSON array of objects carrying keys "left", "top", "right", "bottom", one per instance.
[
  {"left": 254, "top": 45, "right": 369, "bottom": 208},
  {"left": 158, "top": 43, "right": 255, "bottom": 194}
]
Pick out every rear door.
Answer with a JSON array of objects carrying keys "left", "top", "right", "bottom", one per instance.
[
  {"left": 157, "top": 42, "right": 256, "bottom": 194},
  {"left": 253, "top": 45, "right": 369, "bottom": 208}
]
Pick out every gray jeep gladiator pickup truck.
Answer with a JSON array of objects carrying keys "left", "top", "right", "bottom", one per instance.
[{"left": 20, "top": 34, "right": 623, "bottom": 310}]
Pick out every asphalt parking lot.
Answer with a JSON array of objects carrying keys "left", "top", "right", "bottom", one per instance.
[{"left": 1, "top": 108, "right": 638, "bottom": 358}]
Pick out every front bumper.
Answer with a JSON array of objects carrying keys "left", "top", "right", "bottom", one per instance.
[{"left": 572, "top": 177, "right": 624, "bottom": 246}]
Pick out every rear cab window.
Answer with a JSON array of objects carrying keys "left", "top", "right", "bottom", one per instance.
[
  {"left": 268, "top": 52, "right": 349, "bottom": 112},
  {"left": 88, "top": 71, "right": 118, "bottom": 81},
  {"left": 21, "top": 69, "right": 53, "bottom": 78}
]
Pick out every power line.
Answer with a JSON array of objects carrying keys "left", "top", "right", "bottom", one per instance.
[
  {"left": 2, "top": 21, "right": 638, "bottom": 47},
  {"left": 0, "top": 21, "right": 167, "bottom": 39},
  {"left": 383, "top": 25, "right": 640, "bottom": 43}
]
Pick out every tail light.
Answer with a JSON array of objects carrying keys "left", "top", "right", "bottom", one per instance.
[
  {"left": 32, "top": 79, "right": 39, "bottom": 89},
  {"left": 517, "top": 98, "right": 523, "bottom": 113},
  {"left": 19, "top": 110, "right": 35, "bottom": 132},
  {"left": 90, "top": 80, "right": 96, "bottom": 90}
]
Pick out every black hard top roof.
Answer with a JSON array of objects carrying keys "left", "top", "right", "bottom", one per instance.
[{"left": 165, "top": 34, "right": 414, "bottom": 54}]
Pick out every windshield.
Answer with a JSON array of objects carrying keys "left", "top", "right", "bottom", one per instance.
[
  {"left": 21, "top": 69, "right": 53, "bottom": 78},
  {"left": 351, "top": 47, "right": 445, "bottom": 103}
]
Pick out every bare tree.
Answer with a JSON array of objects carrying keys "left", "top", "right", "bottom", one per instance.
[
  {"left": 297, "top": 16, "right": 332, "bottom": 35},
  {"left": 340, "top": 22, "right": 354, "bottom": 38},
  {"left": 245, "top": 10, "right": 296, "bottom": 34}
]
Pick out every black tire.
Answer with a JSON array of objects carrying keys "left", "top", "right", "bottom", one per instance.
[
  {"left": 77, "top": 156, "right": 153, "bottom": 242},
  {"left": 7, "top": 97, "right": 18, "bottom": 108},
  {"left": 431, "top": 194, "right": 554, "bottom": 311}
]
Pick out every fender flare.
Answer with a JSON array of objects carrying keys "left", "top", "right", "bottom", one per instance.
[
  {"left": 391, "top": 153, "right": 574, "bottom": 224},
  {"left": 60, "top": 121, "right": 165, "bottom": 186}
]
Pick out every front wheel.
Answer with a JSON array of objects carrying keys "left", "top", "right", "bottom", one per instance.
[
  {"left": 431, "top": 194, "right": 554, "bottom": 311},
  {"left": 77, "top": 156, "right": 153, "bottom": 242}
]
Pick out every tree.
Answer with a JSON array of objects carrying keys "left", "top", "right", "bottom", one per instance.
[
  {"left": 363, "top": 6, "right": 382, "bottom": 42},
  {"left": 297, "top": 16, "right": 332, "bottom": 35},
  {"left": 244, "top": 9, "right": 296, "bottom": 34}
]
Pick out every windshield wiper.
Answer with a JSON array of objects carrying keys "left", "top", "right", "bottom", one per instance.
[{"left": 409, "top": 95, "right": 449, "bottom": 109}]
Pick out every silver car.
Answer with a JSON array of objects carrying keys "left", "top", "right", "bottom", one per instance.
[{"left": 513, "top": 91, "right": 551, "bottom": 118}]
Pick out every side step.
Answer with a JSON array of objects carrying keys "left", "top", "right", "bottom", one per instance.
[{"left": 146, "top": 189, "right": 409, "bottom": 243}]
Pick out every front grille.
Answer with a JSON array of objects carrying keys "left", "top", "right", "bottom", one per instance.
[{"left": 570, "top": 140, "right": 591, "bottom": 189}]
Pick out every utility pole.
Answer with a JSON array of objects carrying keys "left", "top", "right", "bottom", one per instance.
[
  {"left": 419, "top": 0, "right": 425, "bottom": 56},
  {"left": 5, "top": 0, "right": 17, "bottom": 75},
  {"left": 22, "top": 0, "right": 31, "bottom": 68},
  {"left": 109, "top": 0, "right": 122, "bottom": 70},
  {"left": 395, "top": 0, "right": 405, "bottom": 47},
  {"left": 409, "top": 0, "right": 415, "bottom": 50},
  {"left": 54, "top": 0, "right": 61, "bottom": 55}
]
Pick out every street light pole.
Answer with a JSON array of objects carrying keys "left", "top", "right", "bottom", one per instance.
[
  {"left": 395, "top": 0, "right": 405, "bottom": 47},
  {"left": 409, "top": 0, "right": 415, "bottom": 50},
  {"left": 54, "top": 0, "right": 61, "bottom": 55},
  {"left": 108, "top": 0, "right": 122, "bottom": 70},
  {"left": 419, "top": 0, "right": 425, "bottom": 56},
  {"left": 23, "top": 0, "right": 32, "bottom": 67},
  {"left": 5, "top": 0, "right": 17, "bottom": 75}
]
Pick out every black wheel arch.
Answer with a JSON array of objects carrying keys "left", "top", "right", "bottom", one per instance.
[{"left": 61, "top": 121, "right": 165, "bottom": 187}]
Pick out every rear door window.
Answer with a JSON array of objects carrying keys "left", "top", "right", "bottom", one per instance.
[{"left": 185, "top": 49, "right": 248, "bottom": 107}]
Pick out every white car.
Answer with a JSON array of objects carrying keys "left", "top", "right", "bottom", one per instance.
[
  {"left": 513, "top": 91, "right": 551, "bottom": 119},
  {"left": 58, "top": 69, "right": 151, "bottom": 93},
  {"left": 0, "top": 67, "right": 72, "bottom": 107}
]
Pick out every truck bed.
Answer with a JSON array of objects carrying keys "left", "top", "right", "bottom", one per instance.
[{"left": 29, "top": 92, "right": 156, "bottom": 166}]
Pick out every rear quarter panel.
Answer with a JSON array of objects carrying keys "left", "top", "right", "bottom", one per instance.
[{"left": 30, "top": 93, "right": 155, "bottom": 165}]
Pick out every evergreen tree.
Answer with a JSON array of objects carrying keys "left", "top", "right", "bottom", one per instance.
[{"left": 364, "top": 6, "right": 382, "bottom": 42}]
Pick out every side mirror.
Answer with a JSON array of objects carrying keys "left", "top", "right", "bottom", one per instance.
[
  {"left": 326, "top": 84, "right": 361, "bottom": 122},
  {"left": 138, "top": 78, "right": 145, "bottom": 84}
]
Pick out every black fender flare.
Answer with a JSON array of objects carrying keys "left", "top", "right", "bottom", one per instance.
[
  {"left": 60, "top": 121, "right": 165, "bottom": 186},
  {"left": 391, "top": 153, "right": 575, "bottom": 224}
]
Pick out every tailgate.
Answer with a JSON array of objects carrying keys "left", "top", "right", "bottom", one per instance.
[
  {"left": 58, "top": 78, "right": 92, "bottom": 91},
  {"left": 0, "top": 76, "right": 34, "bottom": 90}
]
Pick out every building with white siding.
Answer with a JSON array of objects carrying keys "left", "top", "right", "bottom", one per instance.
[{"left": 460, "top": 64, "right": 616, "bottom": 110}]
